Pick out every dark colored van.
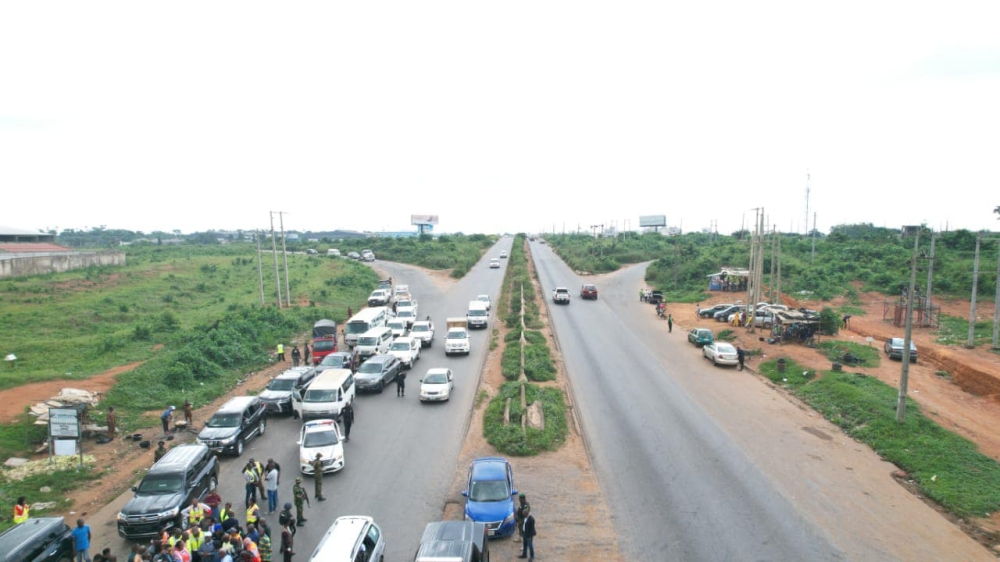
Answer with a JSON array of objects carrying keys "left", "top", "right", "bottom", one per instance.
[
  {"left": 117, "top": 444, "right": 219, "bottom": 540},
  {"left": 0, "top": 517, "right": 74, "bottom": 562},
  {"left": 414, "top": 521, "right": 490, "bottom": 562}
]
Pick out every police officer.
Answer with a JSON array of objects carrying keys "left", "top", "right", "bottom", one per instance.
[
  {"left": 279, "top": 503, "right": 296, "bottom": 537},
  {"left": 311, "top": 454, "right": 326, "bottom": 500},
  {"left": 396, "top": 369, "right": 406, "bottom": 397},
  {"left": 292, "top": 478, "right": 309, "bottom": 525},
  {"left": 340, "top": 403, "right": 354, "bottom": 442}
]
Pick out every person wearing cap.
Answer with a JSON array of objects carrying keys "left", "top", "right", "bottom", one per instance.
[
  {"left": 161, "top": 405, "right": 176, "bottom": 435},
  {"left": 278, "top": 503, "right": 295, "bottom": 536},
  {"left": 311, "top": 453, "right": 326, "bottom": 501},
  {"left": 515, "top": 493, "right": 530, "bottom": 542},
  {"left": 292, "top": 478, "right": 309, "bottom": 526},
  {"left": 154, "top": 441, "right": 168, "bottom": 463}
]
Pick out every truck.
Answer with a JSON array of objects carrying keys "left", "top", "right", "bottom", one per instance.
[
  {"left": 311, "top": 319, "right": 338, "bottom": 364},
  {"left": 445, "top": 317, "right": 471, "bottom": 356},
  {"left": 467, "top": 300, "right": 489, "bottom": 329}
]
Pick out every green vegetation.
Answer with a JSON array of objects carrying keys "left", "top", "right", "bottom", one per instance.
[
  {"left": 483, "top": 381, "right": 568, "bottom": 455},
  {"left": 501, "top": 344, "right": 521, "bottom": 381},
  {"left": 524, "top": 343, "right": 556, "bottom": 382},
  {"left": 502, "top": 238, "right": 543, "bottom": 329},
  {"left": 760, "top": 358, "right": 1000, "bottom": 517},
  {"left": 936, "top": 314, "right": 994, "bottom": 347},
  {"left": 816, "top": 340, "right": 881, "bottom": 367},
  {"left": 716, "top": 329, "right": 737, "bottom": 342},
  {"left": 0, "top": 464, "right": 102, "bottom": 532},
  {"left": 336, "top": 233, "right": 497, "bottom": 278},
  {"left": 546, "top": 225, "right": 995, "bottom": 304}
]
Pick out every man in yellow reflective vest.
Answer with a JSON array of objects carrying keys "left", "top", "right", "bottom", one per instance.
[
  {"left": 13, "top": 496, "right": 29, "bottom": 523},
  {"left": 181, "top": 498, "right": 210, "bottom": 529},
  {"left": 246, "top": 500, "right": 261, "bottom": 528}
]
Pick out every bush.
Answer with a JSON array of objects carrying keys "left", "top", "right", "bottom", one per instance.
[
  {"left": 819, "top": 307, "right": 841, "bottom": 336},
  {"left": 483, "top": 382, "right": 568, "bottom": 456},
  {"left": 524, "top": 343, "right": 556, "bottom": 382},
  {"left": 501, "top": 344, "right": 521, "bottom": 381}
]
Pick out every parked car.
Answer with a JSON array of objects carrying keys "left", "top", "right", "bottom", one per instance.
[
  {"left": 580, "top": 284, "right": 598, "bottom": 300},
  {"left": 698, "top": 303, "right": 733, "bottom": 318},
  {"left": 410, "top": 320, "right": 435, "bottom": 348},
  {"left": 415, "top": 521, "right": 489, "bottom": 562},
  {"left": 259, "top": 366, "right": 317, "bottom": 415},
  {"left": 396, "top": 308, "right": 418, "bottom": 327},
  {"left": 647, "top": 291, "right": 664, "bottom": 305},
  {"left": 1, "top": 517, "right": 74, "bottom": 561},
  {"left": 445, "top": 326, "right": 471, "bottom": 356},
  {"left": 489, "top": 259, "right": 501, "bottom": 269},
  {"left": 702, "top": 342, "right": 739, "bottom": 366},
  {"left": 355, "top": 354, "right": 402, "bottom": 393},
  {"left": 419, "top": 368, "right": 454, "bottom": 402},
  {"left": 327, "top": 248, "right": 341, "bottom": 257},
  {"left": 714, "top": 305, "right": 746, "bottom": 322},
  {"left": 462, "top": 457, "right": 519, "bottom": 538},
  {"left": 117, "top": 444, "right": 219, "bottom": 539},
  {"left": 552, "top": 287, "right": 571, "bottom": 304},
  {"left": 305, "top": 248, "right": 318, "bottom": 255},
  {"left": 884, "top": 338, "right": 918, "bottom": 362},
  {"left": 368, "top": 289, "right": 391, "bottom": 307},
  {"left": 687, "top": 328, "right": 714, "bottom": 347},
  {"left": 316, "top": 351, "right": 354, "bottom": 372},
  {"left": 347, "top": 251, "right": 361, "bottom": 260},
  {"left": 197, "top": 396, "right": 266, "bottom": 456},
  {"left": 310, "top": 516, "right": 386, "bottom": 561},
  {"left": 475, "top": 294, "right": 492, "bottom": 310},
  {"left": 389, "top": 336, "right": 421, "bottom": 368},
  {"left": 387, "top": 318, "right": 408, "bottom": 338},
  {"left": 298, "top": 419, "right": 345, "bottom": 474}
]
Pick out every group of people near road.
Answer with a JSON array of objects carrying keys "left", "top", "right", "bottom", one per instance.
[{"left": 275, "top": 343, "right": 310, "bottom": 367}]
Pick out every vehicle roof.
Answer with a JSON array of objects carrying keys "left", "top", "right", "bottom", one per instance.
[
  {"left": 216, "top": 395, "right": 259, "bottom": 413},
  {"left": 0, "top": 517, "right": 70, "bottom": 554},
  {"left": 468, "top": 301, "right": 488, "bottom": 309},
  {"left": 303, "top": 419, "right": 339, "bottom": 432},
  {"left": 694, "top": 328, "right": 712, "bottom": 334},
  {"left": 349, "top": 307, "right": 388, "bottom": 322},
  {"left": 313, "top": 319, "right": 337, "bottom": 328},
  {"left": 426, "top": 368, "right": 450, "bottom": 376},
  {"left": 308, "top": 369, "right": 353, "bottom": 389},
  {"left": 365, "top": 354, "right": 395, "bottom": 364},
  {"left": 471, "top": 457, "right": 509, "bottom": 480},
  {"left": 149, "top": 444, "right": 210, "bottom": 474},
  {"left": 360, "top": 326, "right": 391, "bottom": 336},
  {"left": 394, "top": 336, "right": 415, "bottom": 343},
  {"left": 412, "top": 321, "right": 431, "bottom": 327},
  {"left": 713, "top": 342, "right": 736, "bottom": 350},
  {"left": 388, "top": 318, "right": 407, "bottom": 325},
  {"left": 312, "top": 516, "right": 374, "bottom": 561},
  {"left": 554, "top": 287, "right": 569, "bottom": 291},
  {"left": 582, "top": 283, "right": 597, "bottom": 288},
  {"left": 397, "top": 309, "right": 416, "bottom": 315}
]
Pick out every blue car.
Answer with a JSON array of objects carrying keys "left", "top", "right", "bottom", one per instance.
[{"left": 462, "top": 457, "right": 518, "bottom": 538}]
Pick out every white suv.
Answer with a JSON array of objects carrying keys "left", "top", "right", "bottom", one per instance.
[
  {"left": 298, "top": 419, "right": 345, "bottom": 474},
  {"left": 389, "top": 336, "right": 421, "bottom": 369},
  {"left": 445, "top": 328, "right": 471, "bottom": 356}
]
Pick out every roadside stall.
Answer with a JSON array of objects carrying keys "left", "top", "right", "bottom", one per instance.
[
  {"left": 706, "top": 267, "right": 750, "bottom": 292},
  {"left": 771, "top": 310, "right": 822, "bottom": 346}
]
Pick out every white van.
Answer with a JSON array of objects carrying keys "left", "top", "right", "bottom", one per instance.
[
  {"left": 467, "top": 301, "right": 489, "bottom": 329},
  {"left": 356, "top": 326, "right": 394, "bottom": 360},
  {"left": 309, "top": 515, "right": 386, "bottom": 562},
  {"left": 292, "top": 369, "right": 355, "bottom": 420},
  {"left": 345, "top": 307, "right": 390, "bottom": 348}
]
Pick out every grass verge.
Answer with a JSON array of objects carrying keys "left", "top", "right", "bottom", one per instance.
[
  {"left": 483, "top": 381, "right": 568, "bottom": 456},
  {"left": 816, "top": 340, "right": 881, "bottom": 367}
]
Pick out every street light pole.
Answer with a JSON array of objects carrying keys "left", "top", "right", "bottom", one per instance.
[
  {"left": 896, "top": 233, "right": 920, "bottom": 423},
  {"left": 969, "top": 234, "right": 981, "bottom": 348}
]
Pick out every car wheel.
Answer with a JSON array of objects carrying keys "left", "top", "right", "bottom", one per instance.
[
  {"left": 236, "top": 439, "right": 244, "bottom": 456},
  {"left": 712, "top": 357, "right": 718, "bottom": 366},
  {"left": 258, "top": 419, "right": 266, "bottom": 437}
]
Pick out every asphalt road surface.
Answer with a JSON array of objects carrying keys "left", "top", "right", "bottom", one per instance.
[
  {"left": 529, "top": 240, "right": 846, "bottom": 561},
  {"left": 97, "top": 238, "right": 513, "bottom": 560}
]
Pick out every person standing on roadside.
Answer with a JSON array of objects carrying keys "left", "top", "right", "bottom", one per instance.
[
  {"left": 276, "top": 343, "right": 285, "bottom": 362},
  {"left": 303, "top": 343, "right": 310, "bottom": 365},
  {"left": 396, "top": 369, "right": 406, "bottom": 397},
  {"left": 340, "top": 402, "right": 354, "bottom": 442},
  {"left": 292, "top": 478, "right": 309, "bottom": 525},
  {"left": 279, "top": 503, "right": 296, "bottom": 537},
  {"left": 280, "top": 520, "right": 294, "bottom": 562},
  {"left": 737, "top": 347, "right": 746, "bottom": 371},
  {"left": 347, "top": 306, "right": 353, "bottom": 319},
  {"left": 311, "top": 454, "right": 326, "bottom": 501},
  {"left": 244, "top": 462, "right": 259, "bottom": 507},
  {"left": 183, "top": 400, "right": 193, "bottom": 426},
  {"left": 291, "top": 346, "right": 301, "bottom": 367},
  {"left": 106, "top": 407, "right": 117, "bottom": 439},
  {"left": 265, "top": 462, "right": 279, "bottom": 514},
  {"left": 518, "top": 506, "right": 536, "bottom": 560},
  {"left": 72, "top": 518, "right": 92, "bottom": 562},
  {"left": 160, "top": 405, "right": 175, "bottom": 435},
  {"left": 667, "top": 314, "right": 673, "bottom": 333},
  {"left": 154, "top": 441, "right": 168, "bottom": 463},
  {"left": 515, "top": 493, "right": 530, "bottom": 542}
]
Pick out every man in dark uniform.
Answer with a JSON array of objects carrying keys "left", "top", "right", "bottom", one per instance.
[
  {"left": 340, "top": 403, "right": 354, "bottom": 442},
  {"left": 311, "top": 454, "right": 326, "bottom": 500},
  {"left": 515, "top": 493, "right": 530, "bottom": 542},
  {"left": 154, "top": 441, "right": 168, "bottom": 463},
  {"left": 737, "top": 347, "right": 746, "bottom": 371},
  {"left": 303, "top": 343, "right": 311, "bottom": 364},
  {"left": 291, "top": 346, "right": 301, "bottom": 367},
  {"left": 396, "top": 369, "right": 406, "bottom": 397},
  {"left": 281, "top": 520, "right": 294, "bottom": 562},
  {"left": 292, "top": 478, "right": 309, "bottom": 525},
  {"left": 519, "top": 506, "right": 536, "bottom": 560},
  {"left": 279, "top": 503, "right": 296, "bottom": 537}
]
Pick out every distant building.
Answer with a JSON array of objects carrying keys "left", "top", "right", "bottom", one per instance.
[{"left": 0, "top": 225, "right": 124, "bottom": 278}]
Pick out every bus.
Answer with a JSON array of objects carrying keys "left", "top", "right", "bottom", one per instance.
[{"left": 344, "top": 307, "right": 389, "bottom": 348}]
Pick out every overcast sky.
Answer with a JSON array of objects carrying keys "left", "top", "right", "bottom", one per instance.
[{"left": 2, "top": 2, "right": 999, "bottom": 236}]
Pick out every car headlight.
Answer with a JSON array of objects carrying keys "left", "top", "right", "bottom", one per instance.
[
  {"left": 220, "top": 435, "right": 237, "bottom": 445},
  {"left": 334, "top": 453, "right": 343, "bottom": 462},
  {"left": 117, "top": 511, "right": 126, "bottom": 521},
  {"left": 157, "top": 507, "right": 179, "bottom": 519},
  {"left": 503, "top": 513, "right": 516, "bottom": 525},
  {"left": 301, "top": 457, "right": 310, "bottom": 465}
]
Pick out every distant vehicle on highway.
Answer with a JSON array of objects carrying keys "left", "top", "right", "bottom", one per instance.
[
  {"left": 580, "top": 284, "right": 598, "bottom": 300},
  {"left": 489, "top": 258, "right": 501, "bottom": 269},
  {"left": 419, "top": 368, "right": 454, "bottom": 402},
  {"left": 552, "top": 287, "right": 571, "bottom": 304}
]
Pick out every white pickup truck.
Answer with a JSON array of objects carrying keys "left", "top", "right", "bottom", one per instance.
[
  {"left": 552, "top": 287, "right": 571, "bottom": 305},
  {"left": 410, "top": 320, "right": 435, "bottom": 348},
  {"left": 444, "top": 317, "right": 471, "bottom": 356}
]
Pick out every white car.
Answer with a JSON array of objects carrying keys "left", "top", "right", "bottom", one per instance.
[
  {"left": 445, "top": 328, "right": 471, "bottom": 356},
  {"left": 552, "top": 287, "right": 571, "bottom": 304},
  {"left": 394, "top": 285, "right": 410, "bottom": 298},
  {"left": 475, "top": 294, "right": 491, "bottom": 311},
  {"left": 298, "top": 419, "right": 345, "bottom": 474},
  {"left": 419, "top": 368, "right": 454, "bottom": 402},
  {"left": 396, "top": 297, "right": 418, "bottom": 317},
  {"left": 500, "top": 251, "right": 508, "bottom": 258},
  {"left": 367, "top": 289, "right": 391, "bottom": 307},
  {"left": 489, "top": 259, "right": 501, "bottom": 269},
  {"left": 395, "top": 308, "right": 417, "bottom": 327},
  {"left": 326, "top": 249, "right": 341, "bottom": 257},
  {"left": 389, "top": 336, "right": 421, "bottom": 368},
  {"left": 702, "top": 342, "right": 739, "bottom": 367},
  {"left": 410, "top": 320, "right": 435, "bottom": 348},
  {"left": 387, "top": 318, "right": 408, "bottom": 338}
]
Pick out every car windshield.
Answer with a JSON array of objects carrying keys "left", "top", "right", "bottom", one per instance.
[
  {"left": 206, "top": 413, "right": 240, "bottom": 428},
  {"left": 358, "top": 337, "right": 376, "bottom": 346},
  {"left": 411, "top": 324, "right": 428, "bottom": 332},
  {"left": 469, "top": 479, "right": 510, "bottom": 502},
  {"left": 390, "top": 342, "right": 410, "bottom": 351},
  {"left": 137, "top": 474, "right": 185, "bottom": 495},
  {"left": 397, "top": 300, "right": 412, "bottom": 308},
  {"left": 398, "top": 310, "right": 414, "bottom": 318},
  {"left": 556, "top": 289, "right": 569, "bottom": 294},
  {"left": 389, "top": 321, "right": 405, "bottom": 329},
  {"left": 313, "top": 339, "right": 335, "bottom": 351},
  {"left": 303, "top": 430, "right": 339, "bottom": 448},
  {"left": 320, "top": 355, "right": 345, "bottom": 366},
  {"left": 267, "top": 379, "right": 296, "bottom": 391},
  {"left": 717, "top": 344, "right": 736, "bottom": 353},
  {"left": 424, "top": 372, "right": 448, "bottom": 384},
  {"left": 468, "top": 310, "right": 487, "bottom": 316},
  {"left": 447, "top": 330, "right": 467, "bottom": 339},
  {"left": 358, "top": 362, "right": 382, "bottom": 374},
  {"left": 477, "top": 296, "right": 489, "bottom": 302},
  {"left": 303, "top": 389, "right": 337, "bottom": 402},
  {"left": 346, "top": 322, "right": 370, "bottom": 335}
]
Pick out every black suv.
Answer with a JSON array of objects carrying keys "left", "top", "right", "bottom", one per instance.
[
  {"left": 355, "top": 354, "right": 401, "bottom": 393},
  {"left": 259, "top": 367, "right": 316, "bottom": 415},
  {"left": 117, "top": 444, "right": 219, "bottom": 540},
  {"left": 197, "top": 396, "right": 267, "bottom": 456},
  {"left": 0, "top": 517, "right": 74, "bottom": 562}
]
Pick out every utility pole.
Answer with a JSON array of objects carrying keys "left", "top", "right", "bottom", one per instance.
[
  {"left": 278, "top": 212, "right": 291, "bottom": 308},
  {"left": 256, "top": 230, "right": 265, "bottom": 305},
  {"left": 896, "top": 233, "right": 920, "bottom": 423},
  {"left": 925, "top": 231, "right": 936, "bottom": 326},
  {"left": 804, "top": 170, "right": 811, "bottom": 236},
  {"left": 269, "top": 213, "right": 282, "bottom": 308},
  {"left": 769, "top": 226, "right": 777, "bottom": 303},
  {"left": 994, "top": 240, "right": 1000, "bottom": 350},
  {"left": 810, "top": 212, "right": 817, "bottom": 264},
  {"left": 775, "top": 231, "right": 782, "bottom": 304},
  {"left": 969, "top": 233, "right": 981, "bottom": 348}
]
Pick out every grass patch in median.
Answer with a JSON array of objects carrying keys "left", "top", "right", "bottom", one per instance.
[
  {"left": 483, "top": 381, "right": 567, "bottom": 456},
  {"left": 524, "top": 343, "right": 556, "bottom": 382},
  {"left": 501, "top": 344, "right": 521, "bottom": 381},
  {"left": 816, "top": 340, "right": 881, "bottom": 367},
  {"left": 759, "top": 358, "right": 1000, "bottom": 518}
]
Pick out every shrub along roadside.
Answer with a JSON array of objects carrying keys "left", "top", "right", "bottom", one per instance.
[
  {"left": 483, "top": 381, "right": 568, "bottom": 456},
  {"left": 336, "top": 233, "right": 497, "bottom": 278},
  {"left": 760, "top": 358, "right": 1000, "bottom": 518}
]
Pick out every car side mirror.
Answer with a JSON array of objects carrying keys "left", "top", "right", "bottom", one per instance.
[
  {"left": 419, "top": 379, "right": 423, "bottom": 383},
  {"left": 296, "top": 440, "right": 302, "bottom": 446},
  {"left": 511, "top": 489, "right": 519, "bottom": 496},
  {"left": 132, "top": 485, "right": 138, "bottom": 492},
  {"left": 461, "top": 491, "right": 468, "bottom": 497}
]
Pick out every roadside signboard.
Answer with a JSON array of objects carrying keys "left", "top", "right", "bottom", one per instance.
[
  {"left": 411, "top": 214, "right": 439, "bottom": 226},
  {"left": 639, "top": 215, "right": 667, "bottom": 228}
]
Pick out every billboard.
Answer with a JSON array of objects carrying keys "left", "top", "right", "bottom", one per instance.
[
  {"left": 639, "top": 215, "right": 666, "bottom": 228},
  {"left": 411, "top": 214, "right": 439, "bottom": 226}
]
